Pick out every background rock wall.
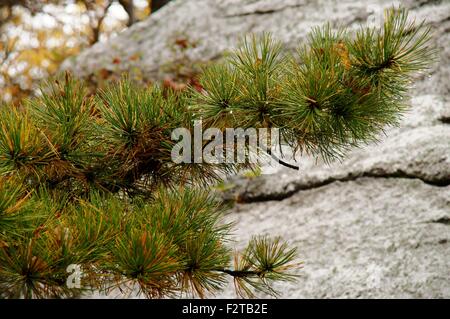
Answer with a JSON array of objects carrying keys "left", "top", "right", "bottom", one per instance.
[{"left": 66, "top": 0, "right": 450, "bottom": 298}]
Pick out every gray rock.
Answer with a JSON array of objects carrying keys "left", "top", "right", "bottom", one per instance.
[
  {"left": 223, "top": 123, "right": 450, "bottom": 203},
  {"left": 67, "top": 0, "right": 450, "bottom": 298},
  {"left": 63, "top": 0, "right": 450, "bottom": 98},
  {"left": 218, "top": 178, "right": 450, "bottom": 298}
]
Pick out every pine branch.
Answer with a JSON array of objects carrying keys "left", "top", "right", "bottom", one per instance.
[{"left": 0, "top": 6, "right": 436, "bottom": 299}]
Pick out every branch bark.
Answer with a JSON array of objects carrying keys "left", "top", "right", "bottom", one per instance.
[
  {"left": 119, "top": 0, "right": 135, "bottom": 27},
  {"left": 88, "top": 0, "right": 114, "bottom": 45},
  {"left": 149, "top": 0, "right": 170, "bottom": 14}
]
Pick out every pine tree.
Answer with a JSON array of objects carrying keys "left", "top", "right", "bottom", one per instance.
[{"left": 0, "top": 8, "right": 435, "bottom": 298}]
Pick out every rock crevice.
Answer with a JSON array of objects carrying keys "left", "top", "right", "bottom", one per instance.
[
  {"left": 223, "top": 4, "right": 305, "bottom": 17},
  {"left": 227, "top": 174, "right": 450, "bottom": 204}
]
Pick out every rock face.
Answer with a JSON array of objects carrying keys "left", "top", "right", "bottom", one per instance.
[
  {"left": 67, "top": 0, "right": 450, "bottom": 298},
  {"left": 217, "top": 93, "right": 450, "bottom": 298}
]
